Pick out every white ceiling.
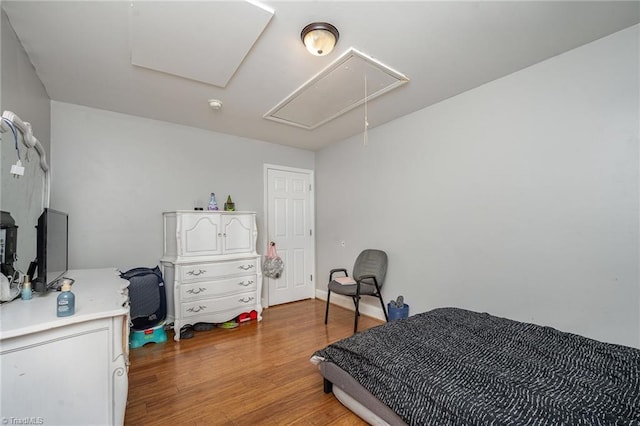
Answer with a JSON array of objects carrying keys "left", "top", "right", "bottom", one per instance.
[{"left": 3, "top": 1, "right": 639, "bottom": 151}]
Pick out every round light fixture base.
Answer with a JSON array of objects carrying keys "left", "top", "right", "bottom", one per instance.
[
  {"left": 301, "top": 22, "right": 339, "bottom": 56},
  {"left": 208, "top": 99, "right": 223, "bottom": 110}
]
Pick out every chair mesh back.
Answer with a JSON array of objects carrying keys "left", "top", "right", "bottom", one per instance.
[{"left": 353, "top": 249, "right": 388, "bottom": 288}]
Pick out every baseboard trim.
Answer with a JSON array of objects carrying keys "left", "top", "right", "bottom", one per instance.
[{"left": 315, "top": 288, "right": 386, "bottom": 321}]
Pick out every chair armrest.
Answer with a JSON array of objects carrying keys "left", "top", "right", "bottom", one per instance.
[
  {"left": 329, "top": 268, "right": 348, "bottom": 281},
  {"left": 356, "top": 275, "right": 379, "bottom": 288}
]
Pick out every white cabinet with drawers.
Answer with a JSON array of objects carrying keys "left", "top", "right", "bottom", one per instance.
[{"left": 161, "top": 211, "right": 262, "bottom": 341}]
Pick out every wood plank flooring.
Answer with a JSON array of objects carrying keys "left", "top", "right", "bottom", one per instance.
[{"left": 125, "top": 299, "right": 384, "bottom": 425}]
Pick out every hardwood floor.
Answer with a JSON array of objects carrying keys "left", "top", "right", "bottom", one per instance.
[{"left": 125, "top": 299, "right": 384, "bottom": 425}]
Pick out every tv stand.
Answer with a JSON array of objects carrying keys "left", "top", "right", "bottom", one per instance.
[
  {"left": 0, "top": 268, "right": 129, "bottom": 425},
  {"left": 32, "top": 276, "right": 47, "bottom": 293},
  {"left": 48, "top": 276, "right": 75, "bottom": 291}
]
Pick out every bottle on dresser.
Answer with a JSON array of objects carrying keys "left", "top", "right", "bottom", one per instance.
[
  {"left": 56, "top": 282, "right": 75, "bottom": 317},
  {"left": 21, "top": 275, "right": 32, "bottom": 300}
]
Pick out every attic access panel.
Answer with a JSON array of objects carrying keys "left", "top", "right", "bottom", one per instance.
[
  {"left": 130, "top": 1, "right": 273, "bottom": 87},
  {"left": 265, "top": 48, "right": 409, "bottom": 129}
]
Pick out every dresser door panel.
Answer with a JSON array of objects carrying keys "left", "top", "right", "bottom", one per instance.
[
  {"left": 222, "top": 214, "right": 255, "bottom": 254},
  {"left": 180, "top": 214, "right": 221, "bottom": 256}
]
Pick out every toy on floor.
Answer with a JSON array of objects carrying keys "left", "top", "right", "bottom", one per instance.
[
  {"left": 129, "top": 322, "right": 168, "bottom": 348},
  {"left": 237, "top": 310, "right": 258, "bottom": 323}
]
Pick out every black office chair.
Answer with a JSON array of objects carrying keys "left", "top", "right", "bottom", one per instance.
[{"left": 324, "top": 249, "right": 389, "bottom": 333}]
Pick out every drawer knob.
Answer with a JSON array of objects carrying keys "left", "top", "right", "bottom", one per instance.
[
  {"left": 238, "top": 264, "right": 255, "bottom": 271},
  {"left": 187, "top": 305, "right": 207, "bottom": 313},
  {"left": 187, "top": 269, "right": 206, "bottom": 276},
  {"left": 187, "top": 287, "right": 206, "bottom": 294},
  {"left": 238, "top": 280, "right": 254, "bottom": 287},
  {"left": 239, "top": 296, "right": 254, "bottom": 303}
]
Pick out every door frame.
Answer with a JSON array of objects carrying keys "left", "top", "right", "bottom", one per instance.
[{"left": 262, "top": 164, "right": 315, "bottom": 308}]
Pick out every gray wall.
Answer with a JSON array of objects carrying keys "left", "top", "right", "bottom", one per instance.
[
  {"left": 50, "top": 102, "right": 314, "bottom": 271},
  {"left": 316, "top": 25, "right": 639, "bottom": 348},
  {"left": 0, "top": 9, "right": 50, "bottom": 156}
]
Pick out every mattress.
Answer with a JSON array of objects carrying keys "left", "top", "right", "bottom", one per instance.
[{"left": 312, "top": 307, "right": 640, "bottom": 425}]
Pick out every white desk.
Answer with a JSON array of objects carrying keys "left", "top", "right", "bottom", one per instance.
[{"left": 0, "top": 268, "right": 129, "bottom": 425}]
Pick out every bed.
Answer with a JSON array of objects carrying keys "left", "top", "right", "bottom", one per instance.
[{"left": 311, "top": 307, "right": 640, "bottom": 425}]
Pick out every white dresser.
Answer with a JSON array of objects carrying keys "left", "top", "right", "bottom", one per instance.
[
  {"left": 0, "top": 268, "right": 129, "bottom": 425},
  {"left": 161, "top": 211, "right": 262, "bottom": 341}
]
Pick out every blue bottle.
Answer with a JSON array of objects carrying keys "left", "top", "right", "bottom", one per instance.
[
  {"left": 56, "top": 282, "right": 75, "bottom": 317},
  {"left": 21, "top": 276, "right": 33, "bottom": 301}
]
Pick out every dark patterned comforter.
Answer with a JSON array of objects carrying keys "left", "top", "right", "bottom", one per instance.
[{"left": 313, "top": 307, "right": 640, "bottom": 425}]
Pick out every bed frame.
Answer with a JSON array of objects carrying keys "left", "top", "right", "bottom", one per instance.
[{"left": 319, "top": 360, "right": 404, "bottom": 425}]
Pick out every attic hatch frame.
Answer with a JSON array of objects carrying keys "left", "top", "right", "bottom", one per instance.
[{"left": 264, "top": 48, "right": 409, "bottom": 130}]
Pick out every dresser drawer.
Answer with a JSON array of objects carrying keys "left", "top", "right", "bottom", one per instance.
[
  {"left": 180, "top": 275, "right": 257, "bottom": 300},
  {"left": 181, "top": 292, "right": 258, "bottom": 319},
  {"left": 179, "top": 258, "right": 258, "bottom": 282}
]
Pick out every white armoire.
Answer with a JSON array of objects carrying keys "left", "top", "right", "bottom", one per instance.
[{"left": 161, "top": 211, "right": 262, "bottom": 341}]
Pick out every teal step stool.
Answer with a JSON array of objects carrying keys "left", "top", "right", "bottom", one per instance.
[{"left": 130, "top": 322, "right": 167, "bottom": 349}]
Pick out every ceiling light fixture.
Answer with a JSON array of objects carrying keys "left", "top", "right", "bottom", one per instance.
[
  {"left": 208, "top": 99, "right": 223, "bottom": 110},
  {"left": 301, "top": 22, "right": 339, "bottom": 56}
]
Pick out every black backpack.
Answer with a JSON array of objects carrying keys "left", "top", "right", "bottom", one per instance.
[{"left": 120, "top": 266, "right": 167, "bottom": 330}]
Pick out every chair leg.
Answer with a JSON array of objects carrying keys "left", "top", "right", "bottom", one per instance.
[
  {"left": 350, "top": 296, "right": 360, "bottom": 316},
  {"left": 353, "top": 296, "right": 360, "bottom": 333},
  {"left": 377, "top": 294, "right": 389, "bottom": 322},
  {"left": 324, "top": 290, "right": 331, "bottom": 324}
]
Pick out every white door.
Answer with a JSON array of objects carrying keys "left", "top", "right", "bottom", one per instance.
[{"left": 265, "top": 165, "right": 314, "bottom": 306}]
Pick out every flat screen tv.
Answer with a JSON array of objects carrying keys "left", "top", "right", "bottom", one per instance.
[{"left": 34, "top": 208, "right": 68, "bottom": 292}]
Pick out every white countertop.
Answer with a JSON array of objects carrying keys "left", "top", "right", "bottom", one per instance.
[{"left": 0, "top": 268, "right": 129, "bottom": 341}]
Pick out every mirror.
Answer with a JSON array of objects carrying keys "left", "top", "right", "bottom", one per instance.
[{"left": 1, "top": 111, "right": 49, "bottom": 279}]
